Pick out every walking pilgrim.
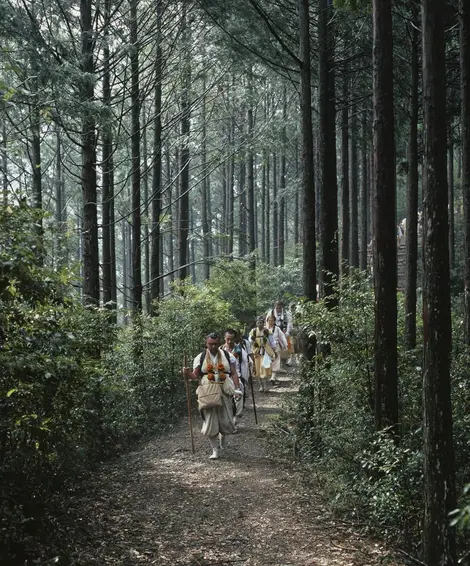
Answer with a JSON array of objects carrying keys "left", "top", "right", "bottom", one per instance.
[
  {"left": 249, "top": 316, "right": 276, "bottom": 392},
  {"left": 266, "top": 300, "right": 294, "bottom": 361},
  {"left": 265, "top": 313, "right": 288, "bottom": 386},
  {"left": 222, "top": 329, "right": 246, "bottom": 426},
  {"left": 183, "top": 333, "right": 242, "bottom": 459}
]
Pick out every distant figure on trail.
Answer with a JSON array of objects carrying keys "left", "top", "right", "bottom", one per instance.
[
  {"left": 266, "top": 300, "right": 293, "bottom": 336},
  {"left": 266, "top": 300, "right": 294, "bottom": 364},
  {"left": 249, "top": 316, "right": 276, "bottom": 393},
  {"left": 183, "top": 333, "right": 242, "bottom": 460},
  {"left": 265, "top": 314, "right": 288, "bottom": 386}
]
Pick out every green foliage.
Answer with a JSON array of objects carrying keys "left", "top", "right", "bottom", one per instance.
[{"left": 273, "top": 272, "right": 429, "bottom": 548}]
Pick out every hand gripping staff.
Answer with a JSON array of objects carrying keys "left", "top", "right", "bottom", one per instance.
[
  {"left": 183, "top": 352, "right": 195, "bottom": 454},
  {"left": 249, "top": 364, "right": 258, "bottom": 425}
]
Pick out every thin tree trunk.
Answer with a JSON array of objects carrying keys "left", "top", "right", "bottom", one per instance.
[
  {"left": 372, "top": 0, "right": 398, "bottom": 432},
  {"left": 273, "top": 153, "right": 278, "bottom": 266},
  {"left": 81, "top": 0, "right": 99, "bottom": 305},
  {"left": 150, "top": 0, "right": 163, "bottom": 308},
  {"left": 448, "top": 125, "right": 455, "bottom": 269},
  {"left": 1, "top": 120, "right": 7, "bottom": 205},
  {"left": 55, "top": 131, "right": 65, "bottom": 267},
  {"left": 462, "top": 0, "right": 470, "bottom": 344},
  {"left": 350, "top": 102, "right": 359, "bottom": 268},
  {"left": 142, "top": 106, "right": 151, "bottom": 314},
  {"left": 201, "top": 73, "right": 210, "bottom": 279},
  {"left": 295, "top": 141, "right": 300, "bottom": 256},
  {"left": 130, "top": 0, "right": 142, "bottom": 311},
  {"left": 178, "top": 6, "right": 190, "bottom": 279},
  {"left": 279, "top": 87, "right": 287, "bottom": 266},
  {"left": 360, "top": 108, "right": 369, "bottom": 270},
  {"left": 266, "top": 153, "right": 271, "bottom": 264},
  {"left": 102, "top": 0, "right": 116, "bottom": 319},
  {"left": 247, "top": 80, "right": 256, "bottom": 255},
  {"left": 299, "top": 0, "right": 316, "bottom": 301},
  {"left": 239, "top": 159, "right": 247, "bottom": 256},
  {"left": 261, "top": 149, "right": 267, "bottom": 261},
  {"left": 341, "top": 73, "right": 350, "bottom": 275},
  {"left": 405, "top": 22, "right": 419, "bottom": 349}
]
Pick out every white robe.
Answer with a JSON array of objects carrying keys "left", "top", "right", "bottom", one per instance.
[{"left": 193, "top": 349, "right": 237, "bottom": 437}]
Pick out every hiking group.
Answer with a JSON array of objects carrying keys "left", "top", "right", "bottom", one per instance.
[{"left": 182, "top": 301, "right": 294, "bottom": 459}]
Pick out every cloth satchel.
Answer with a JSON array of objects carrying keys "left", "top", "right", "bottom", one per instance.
[{"left": 196, "top": 382, "right": 222, "bottom": 410}]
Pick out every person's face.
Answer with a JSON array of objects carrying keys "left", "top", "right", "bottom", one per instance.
[
  {"left": 256, "top": 319, "right": 264, "bottom": 330},
  {"left": 225, "top": 332, "right": 235, "bottom": 348},
  {"left": 267, "top": 316, "right": 275, "bottom": 327},
  {"left": 206, "top": 338, "right": 220, "bottom": 355},
  {"left": 275, "top": 303, "right": 282, "bottom": 313}
]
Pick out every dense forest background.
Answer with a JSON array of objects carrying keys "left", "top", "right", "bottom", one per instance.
[{"left": 1, "top": 0, "right": 470, "bottom": 564}]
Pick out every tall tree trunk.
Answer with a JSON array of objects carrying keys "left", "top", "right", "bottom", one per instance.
[
  {"left": 55, "top": 131, "right": 66, "bottom": 267},
  {"left": 318, "top": 0, "right": 338, "bottom": 301},
  {"left": 228, "top": 118, "right": 235, "bottom": 257},
  {"left": 372, "top": 0, "right": 398, "bottom": 432},
  {"left": 299, "top": 0, "right": 316, "bottom": 301},
  {"left": 405, "top": 22, "right": 419, "bottom": 349},
  {"left": 102, "top": 0, "right": 116, "bottom": 320},
  {"left": 422, "top": 0, "right": 457, "bottom": 563},
  {"left": 239, "top": 159, "right": 247, "bottom": 256},
  {"left": 1, "top": 120, "right": 7, "bottom": 205},
  {"left": 448, "top": 125, "right": 455, "bottom": 270},
  {"left": 201, "top": 72, "right": 210, "bottom": 279},
  {"left": 261, "top": 149, "right": 267, "bottom": 261},
  {"left": 130, "top": 0, "right": 142, "bottom": 311},
  {"left": 273, "top": 153, "right": 279, "bottom": 266},
  {"left": 360, "top": 108, "right": 369, "bottom": 270},
  {"left": 178, "top": 6, "right": 190, "bottom": 279},
  {"left": 247, "top": 80, "right": 256, "bottom": 255},
  {"left": 462, "top": 0, "right": 470, "bottom": 344},
  {"left": 349, "top": 103, "right": 359, "bottom": 268},
  {"left": 266, "top": 153, "right": 271, "bottom": 264},
  {"left": 151, "top": 0, "right": 163, "bottom": 306},
  {"left": 142, "top": 106, "right": 151, "bottom": 314},
  {"left": 295, "top": 141, "right": 300, "bottom": 256},
  {"left": 341, "top": 74, "right": 350, "bottom": 275},
  {"left": 81, "top": 0, "right": 99, "bottom": 305},
  {"left": 279, "top": 87, "right": 287, "bottom": 266}
]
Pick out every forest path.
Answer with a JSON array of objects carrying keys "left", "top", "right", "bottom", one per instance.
[{"left": 53, "top": 369, "right": 404, "bottom": 566}]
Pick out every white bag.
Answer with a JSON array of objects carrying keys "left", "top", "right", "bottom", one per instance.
[{"left": 262, "top": 352, "right": 272, "bottom": 368}]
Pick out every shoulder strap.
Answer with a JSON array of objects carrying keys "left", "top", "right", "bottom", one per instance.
[
  {"left": 223, "top": 349, "right": 231, "bottom": 364},
  {"left": 199, "top": 351, "right": 205, "bottom": 369}
]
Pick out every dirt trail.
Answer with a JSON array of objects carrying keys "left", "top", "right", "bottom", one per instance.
[{"left": 51, "top": 371, "right": 404, "bottom": 566}]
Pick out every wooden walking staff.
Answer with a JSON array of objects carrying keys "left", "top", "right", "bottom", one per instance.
[
  {"left": 249, "top": 366, "right": 258, "bottom": 425},
  {"left": 183, "top": 352, "right": 195, "bottom": 454}
]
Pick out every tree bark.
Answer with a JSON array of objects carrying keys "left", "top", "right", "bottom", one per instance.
[
  {"left": 151, "top": 0, "right": 163, "bottom": 307},
  {"left": 178, "top": 6, "right": 190, "bottom": 280},
  {"left": 462, "top": 0, "right": 470, "bottom": 344},
  {"left": 279, "top": 87, "right": 287, "bottom": 266},
  {"left": 318, "top": 0, "right": 338, "bottom": 302},
  {"left": 130, "top": 0, "right": 142, "bottom": 311},
  {"left": 341, "top": 74, "right": 350, "bottom": 276},
  {"left": 360, "top": 108, "right": 369, "bottom": 270},
  {"left": 372, "top": 0, "right": 398, "bottom": 432},
  {"left": 448, "top": 124, "right": 455, "bottom": 270},
  {"left": 102, "top": 0, "right": 116, "bottom": 320},
  {"left": 247, "top": 78, "right": 256, "bottom": 256},
  {"left": 404, "top": 22, "right": 419, "bottom": 350},
  {"left": 349, "top": 102, "right": 359, "bottom": 268},
  {"left": 422, "top": 0, "right": 457, "bottom": 563},
  {"left": 81, "top": 0, "right": 99, "bottom": 305},
  {"left": 299, "top": 0, "right": 316, "bottom": 301}
]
